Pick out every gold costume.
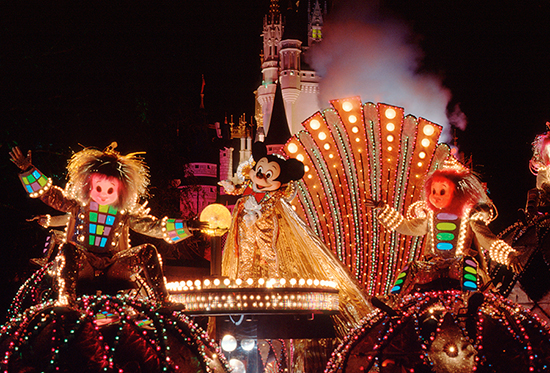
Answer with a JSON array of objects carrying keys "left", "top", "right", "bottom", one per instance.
[{"left": 222, "top": 183, "right": 371, "bottom": 335}]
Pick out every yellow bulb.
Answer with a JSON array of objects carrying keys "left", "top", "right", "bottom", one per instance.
[
  {"left": 423, "top": 124, "right": 435, "bottom": 136},
  {"left": 352, "top": 126, "right": 359, "bottom": 133},
  {"left": 287, "top": 143, "right": 298, "bottom": 153},
  {"left": 310, "top": 119, "right": 321, "bottom": 130},
  {"left": 348, "top": 115, "right": 357, "bottom": 123},
  {"left": 297, "top": 154, "right": 305, "bottom": 162},
  {"left": 421, "top": 138, "right": 431, "bottom": 147},
  {"left": 342, "top": 101, "right": 353, "bottom": 112},
  {"left": 386, "top": 122, "right": 395, "bottom": 131},
  {"left": 318, "top": 131, "right": 327, "bottom": 140},
  {"left": 385, "top": 108, "right": 397, "bottom": 119}
]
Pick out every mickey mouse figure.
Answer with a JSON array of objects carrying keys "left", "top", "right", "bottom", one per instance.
[
  {"left": 220, "top": 141, "right": 371, "bottom": 333},
  {"left": 219, "top": 141, "right": 304, "bottom": 279}
]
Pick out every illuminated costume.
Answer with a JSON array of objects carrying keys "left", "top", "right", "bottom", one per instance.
[
  {"left": 220, "top": 142, "right": 370, "bottom": 333},
  {"left": 524, "top": 125, "right": 550, "bottom": 216},
  {"left": 372, "top": 156, "right": 517, "bottom": 295},
  {"left": 11, "top": 144, "right": 191, "bottom": 308}
]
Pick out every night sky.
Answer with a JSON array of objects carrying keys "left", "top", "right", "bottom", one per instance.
[{"left": 1, "top": 0, "right": 550, "bottom": 314}]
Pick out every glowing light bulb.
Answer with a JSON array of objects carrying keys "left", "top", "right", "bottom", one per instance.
[
  {"left": 385, "top": 108, "right": 397, "bottom": 119},
  {"left": 352, "top": 126, "right": 359, "bottom": 133},
  {"left": 221, "top": 335, "right": 237, "bottom": 352},
  {"left": 287, "top": 143, "right": 298, "bottom": 153},
  {"left": 297, "top": 154, "right": 305, "bottom": 162},
  {"left": 318, "top": 132, "right": 327, "bottom": 140},
  {"left": 423, "top": 124, "right": 435, "bottom": 136},
  {"left": 386, "top": 122, "right": 395, "bottom": 131},
  {"left": 310, "top": 119, "right": 321, "bottom": 130},
  {"left": 342, "top": 101, "right": 353, "bottom": 112},
  {"left": 348, "top": 115, "right": 357, "bottom": 123},
  {"left": 421, "top": 138, "right": 431, "bottom": 147}
]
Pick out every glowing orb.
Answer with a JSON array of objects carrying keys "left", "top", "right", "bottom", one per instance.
[
  {"left": 342, "top": 101, "right": 353, "bottom": 112},
  {"left": 241, "top": 339, "right": 255, "bottom": 351},
  {"left": 385, "top": 108, "right": 397, "bottom": 119},
  {"left": 386, "top": 122, "right": 395, "bottom": 131},
  {"left": 423, "top": 124, "right": 435, "bottom": 136},
  {"left": 287, "top": 142, "right": 298, "bottom": 154},
  {"left": 229, "top": 358, "right": 245, "bottom": 373},
  {"left": 421, "top": 138, "right": 431, "bottom": 147},
  {"left": 221, "top": 334, "right": 237, "bottom": 352},
  {"left": 318, "top": 131, "right": 327, "bottom": 140},
  {"left": 310, "top": 119, "right": 321, "bottom": 130},
  {"left": 199, "top": 203, "right": 232, "bottom": 237},
  {"left": 348, "top": 115, "right": 357, "bottom": 123}
]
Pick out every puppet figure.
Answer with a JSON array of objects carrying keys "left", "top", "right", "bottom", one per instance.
[
  {"left": 367, "top": 156, "right": 521, "bottom": 297},
  {"left": 10, "top": 143, "right": 194, "bottom": 309},
  {"left": 220, "top": 141, "right": 370, "bottom": 333},
  {"left": 524, "top": 123, "right": 550, "bottom": 217}
]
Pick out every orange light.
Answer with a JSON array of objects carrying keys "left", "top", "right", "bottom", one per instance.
[
  {"left": 423, "top": 124, "right": 435, "bottom": 136},
  {"left": 385, "top": 108, "right": 397, "bottom": 119},
  {"left": 310, "top": 119, "right": 321, "bottom": 130}
]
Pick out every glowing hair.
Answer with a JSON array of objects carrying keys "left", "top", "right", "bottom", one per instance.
[
  {"left": 66, "top": 143, "right": 149, "bottom": 209},
  {"left": 530, "top": 130, "right": 550, "bottom": 175},
  {"left": 423, "top": 167, "right": 490, "bottom": 216}
]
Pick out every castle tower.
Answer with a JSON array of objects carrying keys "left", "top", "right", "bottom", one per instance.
[
  {"left": 308, "top": 0, "right": 325, "bottom": 46},
  {"left": 257, "top": 0, "right": 324, "bottom": 138},
  {"left": 257, "top": 0, "right": 283, "bottom": 136}
]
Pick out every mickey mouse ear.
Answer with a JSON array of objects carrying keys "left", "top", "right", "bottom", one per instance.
[{"left": 252, "top": 141, "right": 268, "bottom": 160}]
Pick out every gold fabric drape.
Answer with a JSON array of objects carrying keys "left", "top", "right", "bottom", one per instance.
[{"left": 222, "top": 195, "right": 371, "bottom": 336}]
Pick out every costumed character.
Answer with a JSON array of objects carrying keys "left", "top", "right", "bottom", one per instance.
[
  {"left": 219, "top": 141, "right": 370, "bottom": 334},
  {"left": 366, "top": 155, "right": 521, "bottom": 298},
  {"left": 10, "top": 143, "right": 196, "bottom": 309},
  {"left": 490, "top": 124, "right": 550, "bottom": 299},
  {"left": 523, "top": 122, "right": 550, "bottom": 218}
]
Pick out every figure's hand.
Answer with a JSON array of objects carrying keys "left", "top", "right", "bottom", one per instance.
[
  {"left": 508, "top": 251, "right": 524, "bottom": 274},
  {"left": 365, "top": 198, "right": 384, "bottom": 209},
  {"left": 9, "top": 146, "right": 32, "bottom": 171},
  {"left": 27, "top": 215, "right": 51, "bottom": 228},
  {"left": 218, "top": 180, "right": 235, "bottom": 193}
]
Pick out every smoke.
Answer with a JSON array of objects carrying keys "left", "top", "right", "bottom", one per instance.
[{"left": 308, "top": 0, "right": 465, "bottom": 142}]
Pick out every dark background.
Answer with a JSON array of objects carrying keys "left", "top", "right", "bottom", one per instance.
[{"left": 1, "top": 0, "right": 549, "bottom": 317}]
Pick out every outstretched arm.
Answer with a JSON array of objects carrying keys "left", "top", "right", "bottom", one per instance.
[{"left": 366, "top": 199, "right": 429, "bottom": 236}]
